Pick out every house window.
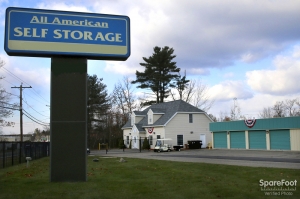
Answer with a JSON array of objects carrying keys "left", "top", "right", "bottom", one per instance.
[
  {"left": 126, "top": 136, "right": 129, "bottom": 145},
  {"left": 177, "top": 135, "right": 183, "bottom": 145},
  {"left": 157, "top": 135, "right": 161, "bottom": 139},
  {"left": 189, "top": 114, "right": 193, "bottom": 123},
  {"left": 148, "top": 114, "right": 153, "bottom": 124},
  {"left": 149, "top": 135, "right": 153, "bottom": 145}
]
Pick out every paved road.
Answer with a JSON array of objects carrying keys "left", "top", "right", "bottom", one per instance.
[{"left": 91, "top": 149, "right": 300, "bottom": 169}]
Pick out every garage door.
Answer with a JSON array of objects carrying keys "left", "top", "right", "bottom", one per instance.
[
  {"left": 214, "top": 132, "right": 227, "bottom": 148},
  {"left": 270, "top": 130, "right": 290, "bottom": 150},
  {"left": 249, "top": 131, "right": 266, "bottom": 149},
  {"left": 230, "top": 131, "right": 245, "bottom": 149}
]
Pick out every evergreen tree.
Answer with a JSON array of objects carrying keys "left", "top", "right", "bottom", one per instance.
[
  {"left": 142, "top": 137, "right": 150, "bottom": 150},
  {"left": 119, "top": 139, "right": 125, "bottom": 149},
  {"left": 87, "top": 74, "right": 110, "bottom": 148},
  {"left": 132, "top": 46, "right": 180, "bottom": 104}
]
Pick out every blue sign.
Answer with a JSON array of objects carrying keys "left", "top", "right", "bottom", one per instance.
[{"left": 4, "top": 7, "right": 130, "bottom": 61}]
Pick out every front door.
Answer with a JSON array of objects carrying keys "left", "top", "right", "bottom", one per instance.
[
  {"left": 200, "top": 134, "right": 206, "bottom": 148},
  {"left": 133, "top": 136, "right": 138, "bottom": 149}
]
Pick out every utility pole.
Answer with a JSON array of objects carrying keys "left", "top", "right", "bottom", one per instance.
[{"left": 11, "top": 84, "right": 32, "bottom": 142}]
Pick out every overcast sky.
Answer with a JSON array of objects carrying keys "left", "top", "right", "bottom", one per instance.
[{"left": 1, "top": 0, "right": 300, "bottom": 135}]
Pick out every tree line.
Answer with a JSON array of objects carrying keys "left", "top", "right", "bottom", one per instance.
[{"left": 259, "top": 98, "right": 300, "bottom": 118}]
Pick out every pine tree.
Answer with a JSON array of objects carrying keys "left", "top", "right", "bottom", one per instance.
[
  {"left": 132, "top": 46, "right": 180, "bottom": 104},
  {"left": 87, "top": 74, "right": 110, "bottom": 148}
]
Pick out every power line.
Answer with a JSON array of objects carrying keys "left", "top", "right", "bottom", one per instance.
[
  {"left": 1, "top": 66, "right": 50, "bottom": 103},
  {"left": 0, "top": 105, "right": 19, "bottom": 111},
  {"left": 23, "top": 109, "right": 49, "bottom": 125},
  {"left": 2, "top": 90, "right": 19, "bottom": 97},
  {"left": 0, "top": 77, "right": 16, "bottom": 87},
  {"left": 22, "top": 98, "right": 49, "bottom": 118},
  {"left": 28, "top": 88, "right": 50, "bottom": 104},
  {"left": 0, "top": 66, "right": 28, "bottom": 86},
  {"left": 23, "top": 92, "right": 48, "bottom": 106},
  {"left": 23, "top": 112, "right": 49, "bottom": 127}
]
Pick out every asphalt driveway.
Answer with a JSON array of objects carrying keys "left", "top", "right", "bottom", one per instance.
[{"left": 92, "top": 148, "right": 300, "bottom": 169}]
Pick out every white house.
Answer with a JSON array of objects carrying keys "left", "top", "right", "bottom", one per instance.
[{"left": 122, "top": 100, "right": 213, "bottom": 149}]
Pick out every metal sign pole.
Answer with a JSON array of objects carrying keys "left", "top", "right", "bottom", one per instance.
[{"left": 50, "top": 57, "right": 87, "bottom": 182}]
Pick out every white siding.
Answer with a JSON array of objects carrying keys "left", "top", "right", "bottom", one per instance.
[
  {"left": 291, "top": 129, "right": 300, "bottom": 151},
  {"left": 135, "top": 116, "right": 144, "bottom": 124},
  {"left": 165, "top": 113, "right": 212, "bottom": 148},
  {"left": 123, "top": 129, "right": 131, "bottom": 137},
  {"left": 145, "top": 127, "right": 165, "bottom": 149},
  {"left": 123, "top": 129, "right": 131, "bottom": 148}
]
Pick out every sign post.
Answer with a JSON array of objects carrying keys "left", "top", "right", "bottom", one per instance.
[{"left": 5, "top": 7, "right": 130, "bottom": 182}]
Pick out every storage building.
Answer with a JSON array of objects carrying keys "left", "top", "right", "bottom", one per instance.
[{"left": 209, "top": 116, "right": 300, "bottom": 151}]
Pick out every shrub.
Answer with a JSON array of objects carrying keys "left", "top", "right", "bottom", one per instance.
[
  {"left": 143, "top": 137, "right": 150, "bottom": 150},
  {"left": 119, "top": 139, "right": 125, "bottom": 149}
]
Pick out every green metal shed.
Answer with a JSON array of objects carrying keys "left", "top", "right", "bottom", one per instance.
[{"left": 209, "top": 116, "right": 300, "bottom": 151}]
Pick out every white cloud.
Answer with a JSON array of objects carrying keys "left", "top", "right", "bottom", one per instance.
[
  {"left": 104, "top": 61, "right": 141, "bottom": 76},
  {"left": 208, "top": 80, "right": 253, "bottom": 101},
  {"left": 246, "top": 46, "right": 300, "bottom": 95},
  {"left": 37, "top": 2, "right": 91, "bottom": 12},
  {"left": 188, "top": 68, "right": 210, "bottom": 76}
]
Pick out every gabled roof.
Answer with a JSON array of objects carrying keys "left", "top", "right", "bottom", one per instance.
[
  {"left": 145, "top": 100, "right": 204, "bottom": 126},
  {"left": 149, "top": 108, "right": 166, "bottom": 114},
  {"left": 122, "top": 100, "right": 205, "bottom": 130},
  {"left": 133, "top": 111, "right": 146, "bottom": 116}
]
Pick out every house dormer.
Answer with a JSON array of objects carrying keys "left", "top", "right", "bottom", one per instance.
[
  {"left": 147, "top": 108, "right": 165, "bottom": 124},
  {"left": 131, "top": 111, "right": 145, "bottom": 126},
  {"left": 148, "top": 109, "right": 154, "bottom": 124}
]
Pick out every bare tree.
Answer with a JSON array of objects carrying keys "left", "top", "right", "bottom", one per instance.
[
  {"left": 0, "top": 60, "right": 16, "bottom": 130},
  {"left": 284, "top": 99, "right": 298, "bottom": 117},
  {"left": 296, "top": 98, "right": 300, "bottom": 116},
  {"left": 170, "top": 79, "right": 214, "bottom": 112},
  {"left": 272, "top": 101, "right": 286, "bottom": 117},
  {"left": 111, "top": 76, "right": 137, "bottom": 123},
  {"left": 259, "top": 107, "right": 273, "bottom": 118},
  {"left": 218, "top": 111, "right": 231, "bottom": 122},
  {"left": 208, "top": 113, "right": 217, "bottom": 122}
]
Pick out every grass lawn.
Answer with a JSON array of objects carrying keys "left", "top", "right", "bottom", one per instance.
[{"left": 0, "top": 156, "right": 299, "bottom": 199}]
